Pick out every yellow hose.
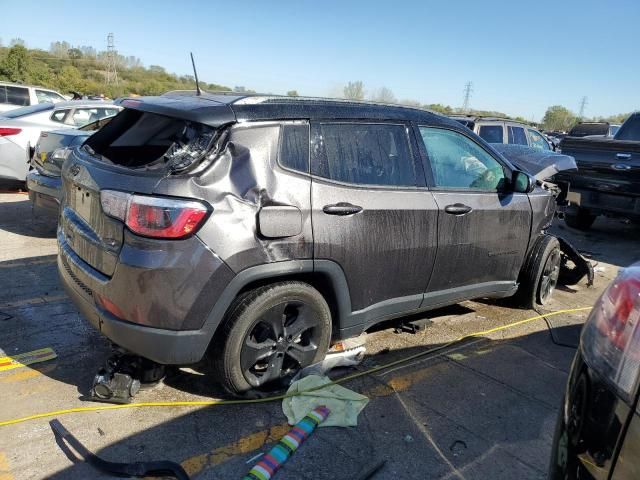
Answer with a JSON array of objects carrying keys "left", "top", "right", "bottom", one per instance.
[{"left": 0, "top": 306, "right": 591, "bottom": 428}]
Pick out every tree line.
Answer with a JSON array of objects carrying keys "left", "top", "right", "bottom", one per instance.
[{"left": 0, "top": 39, "right": 631, "bottom": 129}]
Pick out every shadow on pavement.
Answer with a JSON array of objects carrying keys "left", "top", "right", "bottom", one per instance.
[
  {"left": 0, "top": 197, "right": 58, "bottom": 238},
  {"left": 42, "top": 324, "right": 580, "bottom": 479}
]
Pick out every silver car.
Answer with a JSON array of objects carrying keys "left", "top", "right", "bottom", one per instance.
[{"left": 0, "top": 101, "right": 120, "bottom": 182}]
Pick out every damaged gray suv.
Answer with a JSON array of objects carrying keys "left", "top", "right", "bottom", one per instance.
[{"left": 58, "top": 93, "right": 564, "bottom": 394}]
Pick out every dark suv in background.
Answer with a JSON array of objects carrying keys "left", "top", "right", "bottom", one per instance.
[{"left": 57, "top": 93, "right": 561, "bottom": 394}]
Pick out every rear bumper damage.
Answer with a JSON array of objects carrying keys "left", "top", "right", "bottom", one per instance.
[{"left": 57, "top": 228, "right": 235, "bottom": 365}]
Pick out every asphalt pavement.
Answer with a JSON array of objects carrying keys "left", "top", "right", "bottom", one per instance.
[{"left": 0, "top": 191, "right": 638, "bottom": 479}]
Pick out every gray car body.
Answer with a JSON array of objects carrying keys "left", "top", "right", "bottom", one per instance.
[{"left": 57, "top": 94, "right": 556, "bottom": 365}]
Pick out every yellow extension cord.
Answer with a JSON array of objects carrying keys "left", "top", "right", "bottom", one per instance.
[{"left": 0, "top": 306, "right": 592, "bottom": 428}]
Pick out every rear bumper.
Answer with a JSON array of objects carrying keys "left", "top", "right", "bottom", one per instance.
[
  {"left": 57, "top": 229, "right": 235, "bottom": 365},
  {"left": 567, "top": 187, "right": 640, "bottom": 218},
  {"left": 0, "top": 139, "right": 28, "bottom": 181},
  {"left": 26, "top": 171, "right": 61, "bottom": 215}
]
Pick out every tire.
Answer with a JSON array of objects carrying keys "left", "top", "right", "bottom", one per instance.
[
  {"left": 211, "top": 281, "right": 332, "bottom": 396},
  {"left": 514, "top": 235, "right": 561, "bottom": 309},
  {"left": 564, "top": 207, "right": 596, "bottom": 231}
]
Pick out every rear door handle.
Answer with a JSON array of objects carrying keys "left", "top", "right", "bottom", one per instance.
[
  {"left": 322, "top": 203, "right": 363, "bottom": 216},
  {"left": 444, "top": 203, "right": 473, "bottom": 215},
  {"left": 616, "top": 153, "right": 632, "bottom": 160}
]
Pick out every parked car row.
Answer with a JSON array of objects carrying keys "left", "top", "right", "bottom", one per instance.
[{"left": 0, "top": 101, "right": 120, "bottom": 182}]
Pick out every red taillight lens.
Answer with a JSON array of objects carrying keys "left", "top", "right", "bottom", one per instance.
[
  {"left": 0, "top": 127, "right": 22, "bottom": 136},
  {"left": 581, "top": 265, "right": 640, "bottom": 401},
  {"left": 100, "top": 191, "right": 209, "bottom": 239}
]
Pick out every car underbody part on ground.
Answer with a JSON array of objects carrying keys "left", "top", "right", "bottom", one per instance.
[
  {"left": 243, "top": 405, "right": 331, "bottom": 480},
  {"left": 0, "top": 306, "right": 592, "bottom": 429},
  {"left": 556, "top": 236, "right": 595, "bottom": 287},
  {"left": 49, "top": 419, "right": 190, "bottom": 479},
  {"left": 90, "top": 352, "right": 166, "bottom": 404}
]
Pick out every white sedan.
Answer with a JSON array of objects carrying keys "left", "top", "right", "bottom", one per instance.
[{"left": 0, "top": 101, "right": 121, "bottom": 182}]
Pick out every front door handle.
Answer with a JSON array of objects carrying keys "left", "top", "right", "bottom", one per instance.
[
  {"left": 444, "top": 203, "right": 472, "bottom": 215},
  {"left": 323, "top": 202, "right": 363, "bottom": 216},
  {"left": 616, "top": 153, "right": 632, "bottom": 160}
]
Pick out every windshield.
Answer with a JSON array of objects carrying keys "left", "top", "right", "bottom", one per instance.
[{"left": 1, "top": 102, "right": 54, "bottom": 118}]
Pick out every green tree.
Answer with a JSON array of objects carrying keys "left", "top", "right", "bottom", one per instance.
[
  {"left": 370, "top": 86, "right": 396, "bottom": 103},
  {"left": 0, "top": 45, "right": 30, "bottom": 82},
  {"left": 56, "top": 65, "right": 84, "bottom": 91},
  {"left": 542, "top": 105, "right": 577, "bottom": 131},
  {"left": 287, "top": 90, "right": 299, "bottom": 97},
  {"left": 343, "top": 81, "right": 364, "bottom": 100}
]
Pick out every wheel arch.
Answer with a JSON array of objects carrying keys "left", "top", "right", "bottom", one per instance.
[{"left": 201, "top": 259, "right": 353, "bottom": 348}]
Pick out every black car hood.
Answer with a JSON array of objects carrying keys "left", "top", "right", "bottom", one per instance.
[{"left": 491, "top": 144, "right": 577, "bottom": 180}]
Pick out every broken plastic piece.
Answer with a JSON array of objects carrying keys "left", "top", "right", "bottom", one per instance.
[
  {"left": 50, "top": 419, "right": 189, "bottom": 479},
  {"left": 557, "top": 236, "right": 595, "bottom": 287},
  {"left": 293, "top": 336, "right": 366, "bottom": 381}
]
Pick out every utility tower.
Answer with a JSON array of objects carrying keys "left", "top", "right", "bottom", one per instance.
[
  {"left": 578, "top": 96, "right": 588, "bottom": 119},
  {"left": 462, "top": 81, "right": 473, "bottom": 113},
  {"left": 105, "top": 33, "right": 118, "bottom": 85}
]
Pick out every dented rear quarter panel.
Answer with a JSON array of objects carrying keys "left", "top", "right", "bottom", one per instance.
[{"left": 152, "top": 123, "right": 313, "bottom": 273}]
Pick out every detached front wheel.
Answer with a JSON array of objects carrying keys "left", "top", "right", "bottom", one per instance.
[
  {"left": 515, "top": 235, "right": 561, "bottom": 309},
  {"left": 212, "top": 282, "right": 331, "bottom": 396}
]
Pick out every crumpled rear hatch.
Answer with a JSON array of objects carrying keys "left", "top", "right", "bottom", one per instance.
[{"left": 58, "top": 98, "right": 235, "bottom": 277}]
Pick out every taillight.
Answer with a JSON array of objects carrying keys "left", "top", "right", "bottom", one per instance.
[
  {"left": 100, "top": 190, "right": 209, "bottom": 239},
  {"left": 0, "top": 127, "right": 22, "bottom": 136},
  {"left": 581, "top": 265, "right": 640, "bottom": 402}
]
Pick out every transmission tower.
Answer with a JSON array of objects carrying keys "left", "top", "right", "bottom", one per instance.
[
  {"left": 462, "top": 81, "right": 473, "bottom": 113},
  {"left": 578, "top": 96, "right": 588, "bottom": 119},
  {"left": 105, "top": 33, "right": 118, "bottom": 85}
]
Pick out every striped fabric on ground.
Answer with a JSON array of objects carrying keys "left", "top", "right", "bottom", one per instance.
[{"left": 243, "top": 405, "right": 331, "bottom": 480}]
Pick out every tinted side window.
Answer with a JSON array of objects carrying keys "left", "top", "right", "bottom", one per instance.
[
  {"left": 616, "top": 115, "right": 640, "bottom": 141},
  {"left": 312, "top": 123, "right": 416, "bottom": 187},
  {"left": 419, "top": 127, "right": 506, "bottom": 191},
  {"left": 279, "top": 124, "right": 309, "bottom": 173},
  {"left": 478, "top": 125, "right": 504, "bottom": 143},
  {"left": 508, "top": 126, "right": 528, "bottom": 145},
  {"left": 5, "top": 86, "right": 30, "bottom": 106}
]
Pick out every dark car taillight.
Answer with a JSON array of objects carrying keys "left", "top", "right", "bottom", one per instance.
[
  {"left": 581, "top": 265, "right": 640, "bottom": 402},
  {"left": 100, "top": 190, "right": 209, "bottom": 239}
]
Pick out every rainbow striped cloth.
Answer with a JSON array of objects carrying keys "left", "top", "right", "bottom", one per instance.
[{"left": 243, "top": 405, "right": 331, "bottom": 480}]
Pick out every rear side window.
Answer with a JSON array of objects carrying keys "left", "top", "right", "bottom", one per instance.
[
  {"left": 478, "top": 125, "right": 504, "bottom": 143},
  {"left": 51, "top": 109, "right": 69, "bottom": 123},
  {"left": 508, "top": 126, "right": 528, "bottom": 145},
  {"left": 84, "top": 109, "right": 216, "bottom": 171},
  {"left": 312, "top": 123, "right": 416, "bottom": 187},
  {"left": 279, "top": 124, "right": 309, "bottom": 173},
  {"left": 0, "top": 86, "right": 30, "bottom": 106}
]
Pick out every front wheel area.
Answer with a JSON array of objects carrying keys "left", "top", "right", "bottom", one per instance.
[
  {"left": 514, "top": 235, "right": 561, "bottom": 309},
  {"left": 210, "top": 281, "right": 332, "bottom": 396}
]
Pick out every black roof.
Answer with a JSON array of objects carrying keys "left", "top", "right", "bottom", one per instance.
[{"left": 116, "top": 91, "right": 451, "bottom": 127}]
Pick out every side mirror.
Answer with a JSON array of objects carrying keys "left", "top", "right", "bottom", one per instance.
[{"left": 512, "top": 170, "right": 535, "bottom": 193}]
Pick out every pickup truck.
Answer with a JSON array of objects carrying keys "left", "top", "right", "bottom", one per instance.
[{"left": 557, "top": 112, "right": 640, "bottom": 229}]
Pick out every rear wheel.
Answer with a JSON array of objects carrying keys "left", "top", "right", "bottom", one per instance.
[
  {"left": 514, "top": 235, "right": 561, "bottom": 309},
  {"left": 564, "top": 207, "right": 596, "bottom": 231},
  {"left": 211, "top": 282, "right": 332, "bottom": 396}
]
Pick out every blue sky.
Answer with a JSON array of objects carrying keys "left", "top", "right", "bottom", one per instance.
[{"left": 2, "top": 0, "right": 638, "bottom": 120}]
